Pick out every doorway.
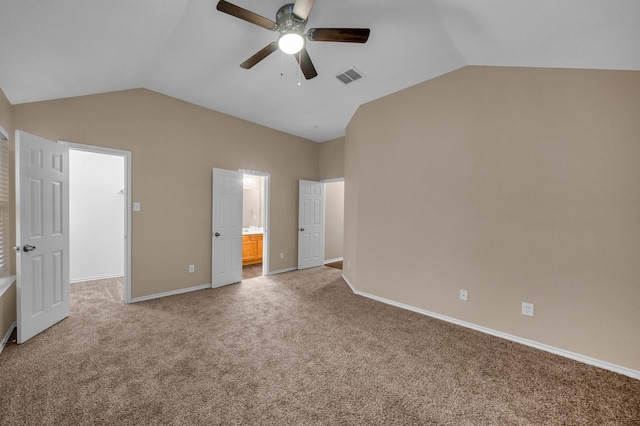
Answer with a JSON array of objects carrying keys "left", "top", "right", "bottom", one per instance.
[
  {"left": 62, "top": 142, "right": 131, "bottom": 303},
  {"left": 323, "top": 179, "right": 344, "bottom": 270},
  {"left": 296, "top": 179, "right": 344, "bottom": 271},
  {"left": 241, "top": 170, "right": 269, "bottom": 279}
]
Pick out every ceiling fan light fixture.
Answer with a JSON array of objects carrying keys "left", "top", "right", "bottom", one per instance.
[{"left": 278, "top": 32, "right": 305, "bottom": 55}]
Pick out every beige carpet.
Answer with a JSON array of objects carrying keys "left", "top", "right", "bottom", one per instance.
[{"left": 1, "top": 267, "right": 639, "bottom": 425}]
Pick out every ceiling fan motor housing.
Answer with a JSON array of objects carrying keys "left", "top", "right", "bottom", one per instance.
[{"left": 277, "top": 4, "right": 307, "bottom": 33}]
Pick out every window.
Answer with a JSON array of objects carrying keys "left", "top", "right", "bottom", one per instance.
[{"left": 0, "top": 128, "right": 8, "bottom": 274}]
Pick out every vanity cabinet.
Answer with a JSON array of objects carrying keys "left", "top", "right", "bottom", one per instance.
[{"left": 242, "top": 234, "right": 263, "bottom": 265}]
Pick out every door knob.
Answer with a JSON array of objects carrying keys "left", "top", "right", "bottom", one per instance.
[
  {"left": 300, "top": 228, "right": 305, "bottom": 231},
  {"left": 214, "top": 232, "right": 220, "bottom": 237},
  {"left": 22, "top": 244, "right": 36, "bottom": 252}
]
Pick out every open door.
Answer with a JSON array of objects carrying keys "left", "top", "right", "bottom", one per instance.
[
  {"left": 15, "top": 131, "right": 70, "bottom": 343},
  {"left": 298, "top": 180, "right": 324, "bottom": 270},
  {"left": 212, "top": 168, "right": 243, "bottom": 288}
]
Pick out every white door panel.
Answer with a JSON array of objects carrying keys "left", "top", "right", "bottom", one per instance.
[
  {"left": 212, "top": 168, "right": 243, "bottom": 288},
  {"left": 298, "top": 180, "right": 324, "bottom": 270},
  {"left": 16, "top": 131, "right": 70, "bottom": 343}
]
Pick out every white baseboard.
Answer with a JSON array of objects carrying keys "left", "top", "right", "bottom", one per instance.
[
  {"left": 267, "top": 267, "right": 297, "bottom": 276},
  {"left": 324, "top": 257, "right": 343, "bottom": 264},
  {"left": 341, "top": 274, "right": 640, "bottom": 380},
  {"left": 130, "top": 284, "right": 211, "bottom": 303},
  {"left": 342, "top": 274, "right": 357, "bottom": 293},
  {"left": 71, "top": 273, "right": 124, "bottom": 284},
  {"left": 0, "top": 321, "right": 16, "bottom": 354},
  {"left": 131, "top": 269, "right": 301, "bottom": 301}
]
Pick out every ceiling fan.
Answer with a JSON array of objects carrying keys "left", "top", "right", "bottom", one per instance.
[{"left": 216, "top": 0, "right": 370, "bottom": 80}]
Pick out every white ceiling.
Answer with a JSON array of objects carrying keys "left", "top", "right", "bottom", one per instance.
[{"left": 1, "top": 0, "right": 638, "bottom": 142}]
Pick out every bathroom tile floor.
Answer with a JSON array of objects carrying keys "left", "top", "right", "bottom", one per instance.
[{"left": 242, "top": 263, "right": 263, "bottom": 280}]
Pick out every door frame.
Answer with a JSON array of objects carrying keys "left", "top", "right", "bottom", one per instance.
[
  {"left": 59, "top": 141, "right": 132, "bottom": 303},
  {"left": 240, "top": 169, "right": 270, "bottom": 276}
]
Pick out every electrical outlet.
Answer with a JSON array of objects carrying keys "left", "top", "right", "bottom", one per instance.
[
  {"left": 522, "top": 302, "right": 534, "bottom": 317},
  {"left": 459, "top": 290, "right": 468, "bottom": 301},
  {"left": 280, "top": 253, "right": 284, "bottom": 259},
  {"left": 188, "top": 265, "right": 195, "bottom": 273}
]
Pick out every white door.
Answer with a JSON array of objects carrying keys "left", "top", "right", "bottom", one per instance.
[
  {"left": 298, "top": 180, "right": 324, "bottom": 270},
  {"left": 212, "top": 168, "right": 243, "bottom": 288},
  {"left": 15, "top": 131, "right": 70, "bottom": 344}
]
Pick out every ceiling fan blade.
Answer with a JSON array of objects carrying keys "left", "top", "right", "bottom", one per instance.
[
  {"left": 295, "top": 47, "right": 318, "bottom": 80},
  {"left": 292, "top": 0, "right": 315, "bottom": 21},
  {"left": 307, "top": 28, "right": 370, "bottom": 43},
  {"left": 217, "top": 0, "right": 278, "bottom": 31},
  {"left": 240, "top": 42, "right": 279, "bottom": 69}
]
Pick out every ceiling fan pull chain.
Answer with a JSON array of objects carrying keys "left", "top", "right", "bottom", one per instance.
[
  {"left": 298, "top": 51, "right": 302, "bottom": 86},
  {"left": 281, "top": 51, "right": 284, "bottom": 76}
]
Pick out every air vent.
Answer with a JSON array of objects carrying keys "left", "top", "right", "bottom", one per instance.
[{"left": 336, "top": 67, "right": 364, "bottom": 85}]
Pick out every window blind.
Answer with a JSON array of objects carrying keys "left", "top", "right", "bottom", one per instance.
[{"left": 0, "top": 138, "right": 8, "bottom": 273}]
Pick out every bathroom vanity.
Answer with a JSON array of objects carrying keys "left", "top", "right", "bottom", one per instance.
[{"left": 242, "top": 227, "right": 263, "bottom": 266}]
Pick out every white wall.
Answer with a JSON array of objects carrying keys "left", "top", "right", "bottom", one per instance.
[
  {"left": 70, "top": 150, "right": 124, "bottom": 282},
  {"left": 243, "top": 174, "right": 264, "bottom": 228}
]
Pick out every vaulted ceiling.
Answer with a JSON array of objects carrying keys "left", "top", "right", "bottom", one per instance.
[{"left": 1, "top": 0, "right": 638, "bottom": 142}]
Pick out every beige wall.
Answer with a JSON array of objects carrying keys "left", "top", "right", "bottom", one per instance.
[
  {"left": 344, "top": 66, "right": 640, "bottom": 371},
  {"left": 0, "top": 280, "right": 15, "bottom": 345},
  {"left": 13, "top": 89, "right": 319, "bottom": 298},
  {"left": 318, "top": 137, "right": 344, "bottom": 180},
  {"left": 324, "top": 181, "right": 344, "bottom": 261},
  {"left": 344, "top": 113, "right": 361, "bottom": 285},
  {"left": 0, "top": 87, "right": 16, "bottom": 342}
]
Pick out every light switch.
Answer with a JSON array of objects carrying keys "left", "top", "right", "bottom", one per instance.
[{"left": 133, "top": 202, "right": 141, "bottom": 212}]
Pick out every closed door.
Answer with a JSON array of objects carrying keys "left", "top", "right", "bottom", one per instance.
[
  {"left": 212, "top": 168, "right": 243, "bottom": 288},
  {"left": 298, "top": 180, "right": 324, "bottom": 270},
  {"left": 15, "top": 131, "right": 70, "bottom": 343}
]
